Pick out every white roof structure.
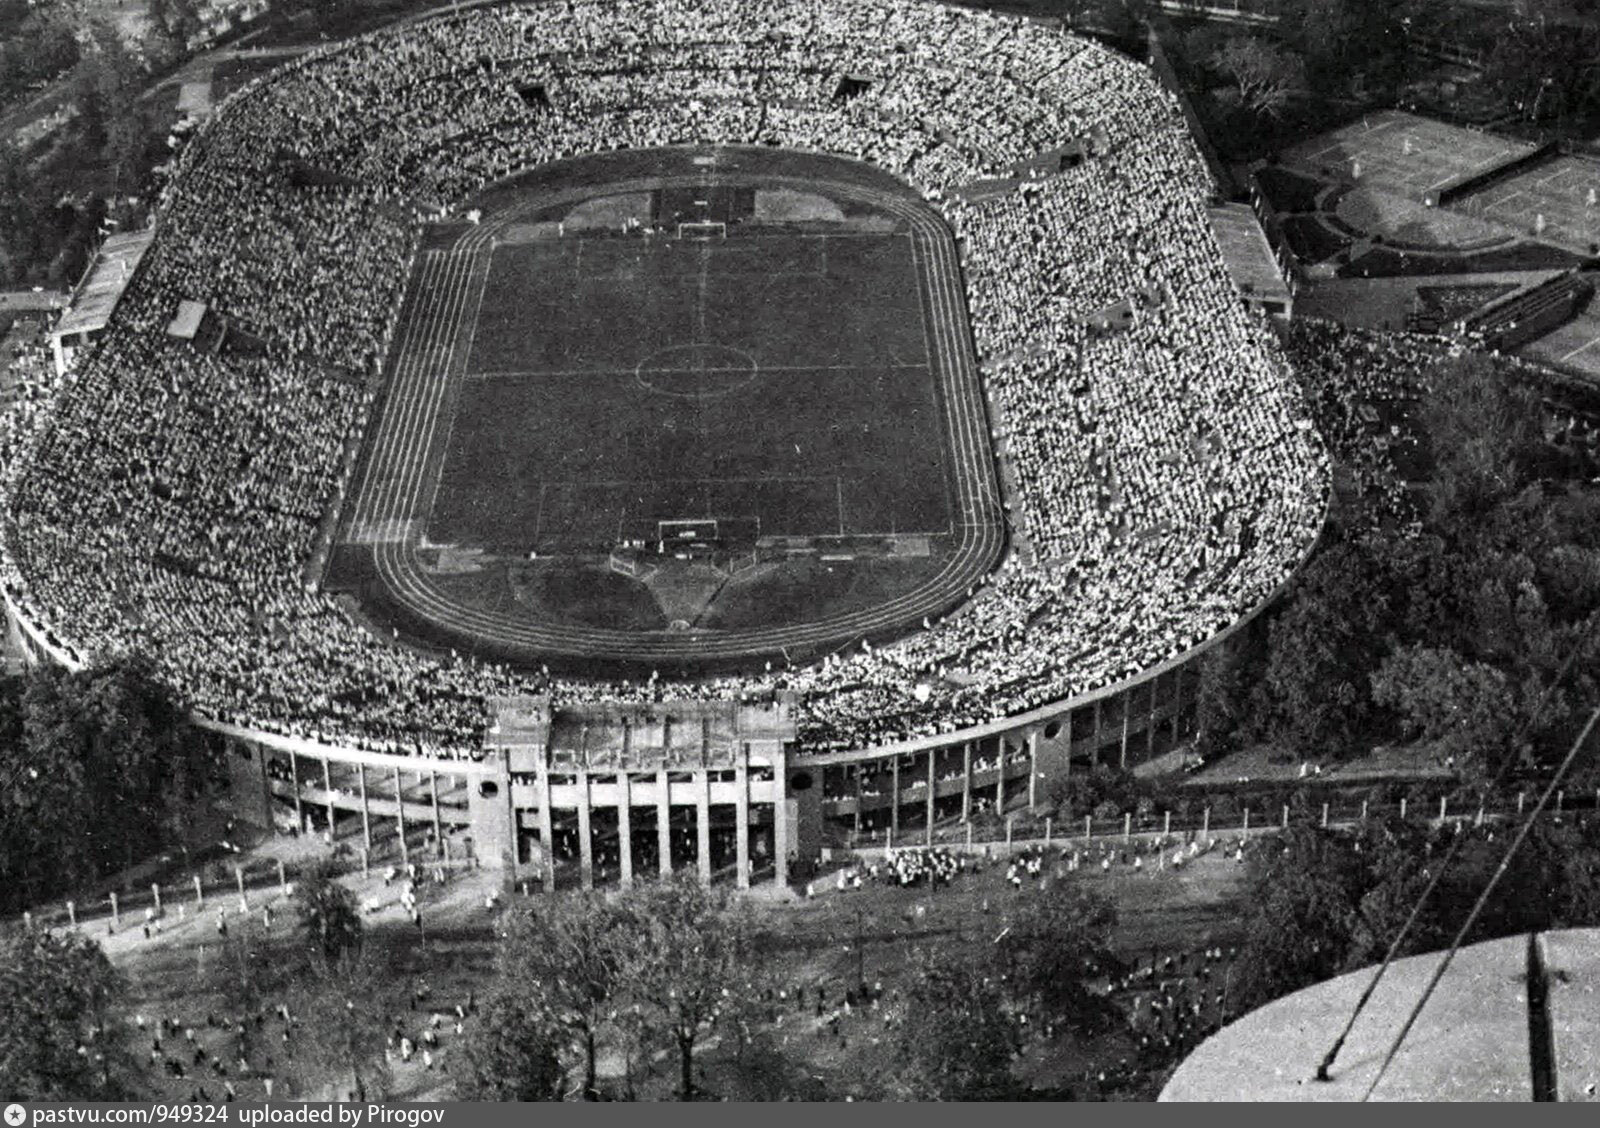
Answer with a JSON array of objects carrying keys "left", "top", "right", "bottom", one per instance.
[{"left": 51, "top": 229, "right": 154, "bottom": 342}]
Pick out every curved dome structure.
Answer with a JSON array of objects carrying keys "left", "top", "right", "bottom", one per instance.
[
  {"left": 1, "top": 0, "right": 1326, "bottom": 765},
  {"left": 1160, "top": 929, "right": 1600, "bottom": 1102}
]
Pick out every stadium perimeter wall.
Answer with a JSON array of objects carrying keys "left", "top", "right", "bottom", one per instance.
[{"left": 2, "top": 532, "right": 1313, "bottom": 890}]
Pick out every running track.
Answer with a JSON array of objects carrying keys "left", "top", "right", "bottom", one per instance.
[{"left": 341, "top": 165, "right": 1006, "bottom": 667}]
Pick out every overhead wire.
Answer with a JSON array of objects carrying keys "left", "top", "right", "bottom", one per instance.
[
  {"left": 1359, "top": 702, "right": 1600, "bottom": 1101},
  {"left": 1313, "top": 627, "right": 1592, "bottom": 1082}
]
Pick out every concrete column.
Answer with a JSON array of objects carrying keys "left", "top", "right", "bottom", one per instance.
[
  {"left": 393, "top": 767, "right": 408, "bottom": 866},
  {"left": 500, "top": 753, "right": 516, "bottom": 875},
  {"left": 890, "top": 757, "right": 901, "bottom": 837},
  {"left": 430, "top": 771, "right": 443, "bottom": 849},
  {"left": 323, "top": 758, "right": 336, "bottom": 838},
  {"left": 774, "top": 787, "right": 790, "bottom": 889},
  {"left": 288, "top": 753, "right": 303, "bottom": 828},
  {"left": 995, "top": 742, "right": 1005, "bottom": 813},
  {"left": 1027, "top": 732, "right": 1038, "bottom": 812},
  {"left": 618, "top": 773, "right": 634, "bottom": 890},
  {"left": 657, "top": 767, "right": 672, "bottom": 877},
  {"left": 1172, "top": 672, "right": 1185, "bottom": 744},
  {"left": 257, "top": 744, "right": 273, "bottom": 825},
  {"left": 961, "top": 742, "right": 973, "bottom": 822},
  {"left": 1145, "top": 680, "right": 1158, "bottom": 760},
  {"left": 852, "top": 766, "right": 862, "bottom": 834},
  {"left": 735, "top": 765, "right": 751, "bottom": 890},
  {"left": 1120, "top": 693, "right": 1131, "bottom": 768},
  {"left": 538, "top": 763, "right": 556, "bottom": 893},
  {"left": 576, "top": 770, "right": 593, "bottom": 890},
  {"left": 358, "top": 765, "right": 371, "bottom": 850},
  {"left": 695, "top": 771, "right": 712, "bottom": 887},
  {"left": 1091, "top": 700, "right": 1103, "bottom": 767},
  {"left": 925, "top": 752, "right": 936, "bottom": 847}
]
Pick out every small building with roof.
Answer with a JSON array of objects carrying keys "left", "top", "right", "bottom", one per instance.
[
  {"left": 1208, "top": 202, "right": 1294, "bottom": 320},
  {"left": 48, "top": 229, "right": 154, "bottom": 376}
]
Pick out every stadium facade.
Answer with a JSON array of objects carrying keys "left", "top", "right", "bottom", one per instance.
[
  {"left": 5, "top": 578, "right": 1274, "bottom": 888},
  {"left": 0, "top": 0, "right": 1328, "bottom": 888}
]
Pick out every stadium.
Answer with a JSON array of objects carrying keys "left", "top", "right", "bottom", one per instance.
[{"left": 0, "top": 0, "right": 1328, "bottom": 889}]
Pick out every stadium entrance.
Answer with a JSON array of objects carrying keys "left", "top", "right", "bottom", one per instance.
[{"left": 327, "top": 146, "right": 1005, "bottom": 674}]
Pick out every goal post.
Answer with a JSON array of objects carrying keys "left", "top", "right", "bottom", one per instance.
[
  {"left": 658, "top": 518, "right": 719, "bottom": 542},
  {"left": 677, "top": 221, "right": 727, "bottom": 240}
]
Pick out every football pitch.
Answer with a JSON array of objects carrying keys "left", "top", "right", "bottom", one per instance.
[
  {"left": 441, "top": 231, "right": 948, "bottom": 550},
  {"left": 330, "top": 146, "right": 1004, "bottom": 672}
]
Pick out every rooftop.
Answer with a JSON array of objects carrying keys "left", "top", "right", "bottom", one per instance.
[
  {"left": 1208, "top": 203, "right": 1291, "bottom": 305},
  {"left": 51, "top": 229, "right": 154, "bottom": 341},
  {"left": 1160, "top": 927, "right": 1600, "bottom": 1102}
]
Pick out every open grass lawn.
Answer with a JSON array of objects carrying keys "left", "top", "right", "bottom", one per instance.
[
  {"left": 441, "top": 230, "right": 947, "bottom": 552},
  {"left": 93, "top": 830, "right": 1252, "bottom": 1102}
]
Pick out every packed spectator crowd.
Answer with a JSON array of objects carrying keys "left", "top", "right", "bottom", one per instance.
[{"left": 0, "top": 0, "right": 1327, "bottom": 761}]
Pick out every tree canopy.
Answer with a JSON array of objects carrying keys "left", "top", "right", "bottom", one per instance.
[
  {"left": 0, "top": 658, "right": 216, "bottom": 915},
  {"left": 0, "top": 926, "right": 136, "bottom": 1099},
  {"left": 293, "top": 859, "right": 363, "bottom": 966},
  {"left": 1206, "top": 327, "right": 1600, "bottom": 774},
  {"left": 892, "top": 952, "right": 1019, "bottom": 1101},
  {"left": 1236, "top": 812, "right": 1600, "bottom": 1011}
]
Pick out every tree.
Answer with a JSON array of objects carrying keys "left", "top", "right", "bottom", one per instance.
[
  {"left": 617, "top": 875, "right": 750, "bottom": 1100},
  {"left": 1417, "top": 355, "right": 1544, "bottom": 527},
  {"left": 1209, "top": 36, "right": 1306, "bottom": 120},
  {"left": 452, "top": 989, "right": 565, "bottom": 1101},
  {"left": 1480, "top": 7, "right": 1600, "bottom": 127},
  {"left": 893, "top": 953, "right": 1018, "bottom": 1101},
  {"left": 1275, "top": 0, "right": 1412, "bottom": 96},
  {"left": 1370, "top": 645, "right": 1517, "bottom": 774},
  {"left": 0, "top": 658, "right": 216, "bottom": 914},
  {"left": 1048, "top": 763, "right": 1139, "bottom": 821},
  {"left": 999, "top": 884, "right": 1122, "bottom": 1034},
  {"left": 1262, "top": 541, "right": 1394, "bottom": 756},
  {"left": 0, "top": 927, "right": 135, "bottom": 1099},
  {"left": 1193, "top": 628, "right": 1266, "bottom": 755},
  {"left": 286, "top": 950, "right": 391, "bottom": 1102},
  {"left": 1235, "top": 824, "right": 1368, "bottom": 1010},
  {"left": 294, "top": 859, "right": 362, "bottom": 965},
  {"left": 210, "top": 924, "right": 286, "bottom": 1059},
  {"left": 495, "top": 892, "right": 628, "bottom": 1099}
]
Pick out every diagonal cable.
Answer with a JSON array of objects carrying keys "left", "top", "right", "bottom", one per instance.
[
  {"left": 1315, "top": 631, "right": 1590, "bottom": 1081},
  {"left": 1359, "top": 702, "right": 1600, "bottom": 1101}
]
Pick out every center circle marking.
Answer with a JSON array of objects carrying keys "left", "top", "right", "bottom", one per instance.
[{"left": 634, "top": 343, "right": 759, "bottom": 399}]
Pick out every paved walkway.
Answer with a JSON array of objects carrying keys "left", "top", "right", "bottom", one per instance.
[{"left": 0, "top": 290, "right": 67, "bottom": 312}]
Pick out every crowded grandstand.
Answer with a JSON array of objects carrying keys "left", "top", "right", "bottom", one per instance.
[{"left": 0, "top": 0, "right": 1328, "bottom": 759}]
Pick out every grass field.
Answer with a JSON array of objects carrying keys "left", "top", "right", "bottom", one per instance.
[
  {"left": 94, "top": 828, "right": 1253, "bottom": 1102},
  {"left": 439, "top": 231, "right": 948, "bottom": 552},
  {"left": 332, "top": 146, "right": 1004, "bottom": 671}
]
